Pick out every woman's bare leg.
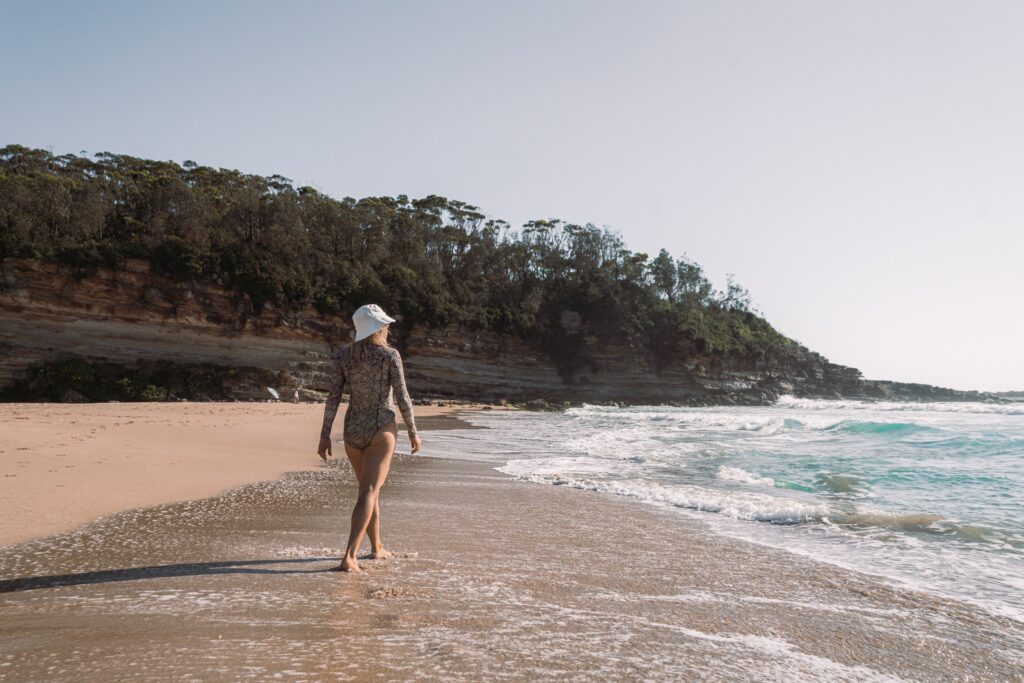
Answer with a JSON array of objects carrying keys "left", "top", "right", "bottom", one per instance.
[
  {"left": 337, "top": 425, "right": 397, "bottom": 572},
  {"left": 368, "top": 497, "right": 392, "bottom": 559},
  {"left": 344, "top": 447, "right": 390, "bottom": 558}
]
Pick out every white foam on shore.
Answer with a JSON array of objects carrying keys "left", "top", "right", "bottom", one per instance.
[
  {"left": 275, "top": 546, "right": 343, "bottom": 559},
  {"left": 426, "top": 403, "right": 1024, "bottom": 624},
  {"left": 498, "top": 462, "right": 826, "bottom": 524},
  {"left": 690, "top": 507, "right": 1024, "bottom": 625},
  {"left": 774, "top": 394, "right": 1024, "bottom": 415},
  {"left": 567, "top": 404, "right": 829, "bottom": 434},
  {"left": 372, "top": 577, "right": 910, "bottom": 683},
  {"left": 587, "top": 586, "right": 912, "bottom": 619}
]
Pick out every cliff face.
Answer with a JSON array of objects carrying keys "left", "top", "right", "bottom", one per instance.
[
  {"left": 401, "top": 325, "right": 992, "bottom": 404},
  {"left": 0, "top": 258, "right": 998, "bottom": 404},
  {"left": 0, "top": 259, "right": 343, "bottom": 401}
]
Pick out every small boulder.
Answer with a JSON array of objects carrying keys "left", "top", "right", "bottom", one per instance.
[{"left": 61, "top": 389, "right": 88, "bottom": 403}]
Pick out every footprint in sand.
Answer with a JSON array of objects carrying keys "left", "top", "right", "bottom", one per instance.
[{"left": 367, "top": 586, "right": 418, "bottom": 599}]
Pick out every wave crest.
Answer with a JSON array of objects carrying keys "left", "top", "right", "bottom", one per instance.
[
  {"left": 717, "top": 466, "right": 775, "bottom": 487},
  {"left": 775, "top": 395, "right": 1024, "bottom": 416},
  {"left": 497, "top": 463, "right": 826, "bottom": 524}
]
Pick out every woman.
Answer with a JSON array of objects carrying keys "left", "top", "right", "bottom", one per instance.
[{"left": 317, "top": 304, "right": 421, "bottom": 573}]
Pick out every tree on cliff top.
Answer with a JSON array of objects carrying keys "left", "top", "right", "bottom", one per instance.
[{"left": 0, "top": 144, "right": 799, "bottom": 376}]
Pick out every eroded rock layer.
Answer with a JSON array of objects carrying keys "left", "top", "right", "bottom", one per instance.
[{"left": 0, "top": 259, "right": 997, "bottom": 404}]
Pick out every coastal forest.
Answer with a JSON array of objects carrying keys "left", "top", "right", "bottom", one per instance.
[{"left": 0, "top": 144, "right": 819, "bottom": 379}]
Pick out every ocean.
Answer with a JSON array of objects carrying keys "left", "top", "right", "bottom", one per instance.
[{"left": 426, "top": 397, "right": 1024, "bottom": 623}]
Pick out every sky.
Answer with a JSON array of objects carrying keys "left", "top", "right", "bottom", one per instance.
[{"left": 2, "top": 0, "right": 1022, "bottom": 391}]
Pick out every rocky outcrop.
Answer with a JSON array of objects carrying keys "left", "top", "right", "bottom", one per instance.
[
  {"left": 401, "top": 325, "right": 997, "bottom": 404},
  {"left": 993, "top": 390, "right": 1024, "bottom": 400},
  {"left": 0, "top": 258, "right": 1002, "bottom": 404}
]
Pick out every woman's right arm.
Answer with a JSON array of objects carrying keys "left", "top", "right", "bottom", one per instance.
[{"left": 318, "top": 354, "right": 347, "bottom": 456}]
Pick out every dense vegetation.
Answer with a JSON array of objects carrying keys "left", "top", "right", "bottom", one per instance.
[
  {"left": 0, "top": 144, "right": 818, "bottom": 376},
  {"left": 0, "top": 358, "right": 251, "bottom": 402}
]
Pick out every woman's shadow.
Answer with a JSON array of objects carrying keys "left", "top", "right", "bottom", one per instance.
[{"left": 0, "top": 558, "right": 339, "bottom": 593}]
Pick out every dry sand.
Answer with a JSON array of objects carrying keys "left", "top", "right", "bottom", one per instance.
[
  {"left": 0, "top": 401, "right": 479, "bottom": 547},
  {"left": 1, "top": 405, "right": 1022, "bottom": 681}
]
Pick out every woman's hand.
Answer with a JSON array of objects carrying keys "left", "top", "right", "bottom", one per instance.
[
  {"left": 317, "top": 436, "right": 333, "bottom": 461},
  {"left": 410, "top": 434, "right": 422, "bottom": 455}
]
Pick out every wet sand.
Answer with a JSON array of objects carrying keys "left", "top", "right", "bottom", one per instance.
[
  {"left": 0, "top": 402, "right": 482, "bottom": 547},
  {"left": 1, "top": 440, "right": 1021, "bottom": 680}
]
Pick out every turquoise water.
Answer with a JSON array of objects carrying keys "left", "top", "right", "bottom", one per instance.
[{"left": 426, "top": 397, "right": 1024, "bottom": 622}]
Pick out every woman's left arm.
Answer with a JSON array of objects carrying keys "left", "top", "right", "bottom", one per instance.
[{"left": 389, "top": 349, "right": 420, "bottom": 453}]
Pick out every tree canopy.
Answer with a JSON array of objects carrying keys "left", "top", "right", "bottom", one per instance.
[{"left": 0, "top": 144, "right": 820, "bottom": 377}]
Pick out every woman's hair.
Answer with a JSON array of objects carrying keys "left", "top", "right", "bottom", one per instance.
[{"left": 349, "top": 325, "right": 391, "bottom": 361}]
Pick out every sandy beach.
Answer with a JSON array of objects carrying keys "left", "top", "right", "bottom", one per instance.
[
  {"left": 0, "top": 402, "right": 477, "bottom": 547},
  {"left": 1, "top": 404, "right": 1022, "bottom": 681}
]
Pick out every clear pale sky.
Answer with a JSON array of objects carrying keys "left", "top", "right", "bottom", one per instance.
[{"left": 2, "top": 0, "right": 1022, "bottom": 391}]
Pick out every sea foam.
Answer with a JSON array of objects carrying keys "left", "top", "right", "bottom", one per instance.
[
  {"left": 424, "top": 396, "right": 1024, "bottom": 623},
  {"left": 497, "top": 463, "right": 826, "bottom": 524}
]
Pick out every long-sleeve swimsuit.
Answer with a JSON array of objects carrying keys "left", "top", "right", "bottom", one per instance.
[{"left": 320, "top": 343, "right": 418, "bottom": 449}]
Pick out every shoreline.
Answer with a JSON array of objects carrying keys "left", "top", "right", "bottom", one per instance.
[
  {"left": 1, "top": 453, "right": 1020, "bottom": 680},
  {"left": 0, "top": 401, "right": 493, "bottom": 547},
  {"left": 2, "top": 402, "right": 1022, "bottom": 679}
]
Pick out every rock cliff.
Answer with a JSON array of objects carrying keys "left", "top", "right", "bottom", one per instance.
[{"left": 0, "top": 258, "right": 1000, "bottom": 404}]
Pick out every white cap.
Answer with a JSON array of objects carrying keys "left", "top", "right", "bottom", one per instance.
[{"left": 352, "top": 304, "right": 396, "bottom": 342}]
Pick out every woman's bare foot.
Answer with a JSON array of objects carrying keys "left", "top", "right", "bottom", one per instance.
[
  {"left": 332, "top": 556, "right": 361, "bottom": 572},
  {"left": 370, "top": 548, "right": 394, "bottom": 560}
]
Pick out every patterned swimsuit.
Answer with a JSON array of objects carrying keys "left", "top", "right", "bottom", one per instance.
[{"left": 320, "top": 343, "right": 418, "bottom": 449}]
